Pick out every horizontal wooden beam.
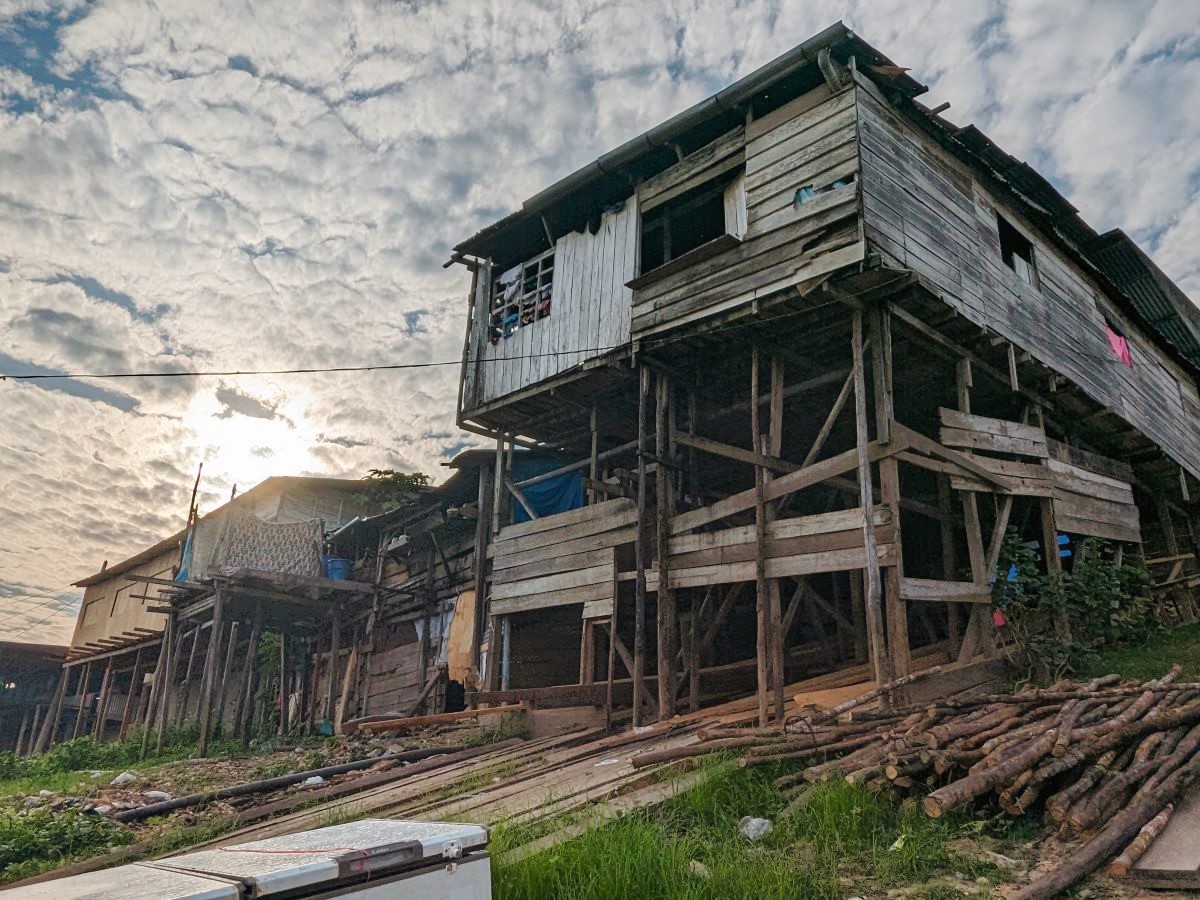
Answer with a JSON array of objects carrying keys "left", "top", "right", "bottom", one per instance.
[
  {"left": 673, "top": 431, "right": 798, "bottom": 475},
  {"left": 671, "top": 437, "right": 910, "bottom": 534},
  {"left": 900, "top": 577, "right": 991, "bottom": 604}
]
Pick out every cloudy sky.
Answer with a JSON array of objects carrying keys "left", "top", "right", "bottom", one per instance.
[{"left": 1, "top": 0, "right": 1198, "bottom": 643}]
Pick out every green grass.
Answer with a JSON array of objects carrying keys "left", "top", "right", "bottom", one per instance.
[
  {"left": 1077, "top": 621, "right": 1200, "bottom": 682},
  {"left": 493, "top": 759, "right": 1003, "bottom": 900}
]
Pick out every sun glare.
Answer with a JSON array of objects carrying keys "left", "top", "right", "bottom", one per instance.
[{"left": 182, "top": 385, "right": 321, "bottom": 489}]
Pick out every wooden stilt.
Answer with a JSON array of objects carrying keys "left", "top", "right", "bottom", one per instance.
[
  {"left": 237, "top": 625, "right": 261, "bottom": 746},
  {"left": 326, "top": 610, "right": 341, "bottom": 724},
  {"left": 15, "top": 708, "right": 31, "bottom": 756},
  {"left": 155, "top": 616, "right": 181, "bottom": 755},
  {"left": 485, "top": 614, "right": 501, "bottom": 692},
  {"left": 213, "top": 620, "right": 239, "bottom": 733},
  {"left": 26, "top": 705, "right": 42, "bottom": 756},
  {"left": 471, "top": 464, "right": 493, "bottom": 679},
  {"left": 870, "top": 307, "right": 910, "bottom": 698},
  {"left": 234, "top": 602, "right": 262, "bottom": 742},
  {"left": 579, "top": 620, "right": 596, "bottom": 685},
  {"left": 768, "top": 355, "right": 786, "bottom": 721},
  {"left": 849, "top": 570, "right": 866, "bottom": 663},
  {"left": 72, "top": 661, "right": 92, "bottom": 739},
  {"left": 196, "top": 586, "right": 225, "bottom": 757},
  {"left": 954, "top": 358, "right": 996, "bottom": 659},
  {"left": 751, "top": 347, "right": 770, "bottom": 726},
  {"left": 92, "top": 658, "right": 114, "bottom": 741},
  {"left": 937, "top": 475, "right": 962, "bottom": 651},
  {"left": 34, "top": 665, "right": 69, "bottom": 754},
  {"left": 655, "top": 370, "right": 676, "bottom": 721},
  {"left": 176, "top": 623, "right": 201, "bottom": 726},
  {"left": 633, "top": 364, "right": 650, "bottom": 727},
  {"left": 1040, "top": 497, "right": 1072, "bottom": 638},
  {"left": 604, "top": 556, "right": 618, "bottom": 730},
  {"left": 852, "top": 310, "right": 892, "bottom": 701},
  {"left": 688, "top": 597, "right": 700, "bottom": 712},
  {"left": 279, "top": 629, "right": 291, "bottom": 735},
  {"left": 119, "top": 647, "right": 144, "bottom": 739}
]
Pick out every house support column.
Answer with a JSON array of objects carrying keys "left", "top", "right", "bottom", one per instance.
[
  {"left": 655, "top": 369, "right": 677, "bottom": 720},
  {"left": 34, "top": 665, "right": 69, "bottom": 754},
  {"left": 851, "top": 310, "right": 892, "bottom": 703},
  {"left": 196, "top": 585, "right": 224, "bottom": 756},
  {"left": 633, "top": 364, "right": 650, "bottom": 727}
]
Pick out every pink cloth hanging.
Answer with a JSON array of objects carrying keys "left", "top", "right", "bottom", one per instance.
[{"left": 1106, "top": 324, "right": 1133, "bottom": 367}]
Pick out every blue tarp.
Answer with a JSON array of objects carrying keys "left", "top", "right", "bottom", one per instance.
[{"left": 510, "top": 454, "right": 585, "bottom": 523}]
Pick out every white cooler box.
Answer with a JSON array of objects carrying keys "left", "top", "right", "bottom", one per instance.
[{"left": 5, "top": 820, "right": 490, "bottom": 899}]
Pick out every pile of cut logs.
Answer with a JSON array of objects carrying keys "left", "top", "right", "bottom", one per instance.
[{"left": 632, "top": 667, "right": 1200, "bottom": 898}]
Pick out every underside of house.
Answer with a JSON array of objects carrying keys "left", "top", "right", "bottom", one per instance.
[{"left": 451, "top": 23, "right": 1200, "bottom": 725}]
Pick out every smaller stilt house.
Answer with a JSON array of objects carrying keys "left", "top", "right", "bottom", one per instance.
[
  {"left": 0, "top": 641, "right": 68, "bottom": 754},
  {"left": 39, "top": 477, "right": 374, "bottom": 755}
]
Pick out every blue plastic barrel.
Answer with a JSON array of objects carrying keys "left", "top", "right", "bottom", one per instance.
[{"left": 325, "top": 557, "right": 352, "bottom": 580}]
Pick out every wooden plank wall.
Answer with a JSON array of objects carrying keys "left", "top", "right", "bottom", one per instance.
[
  {"left": 630, "top": 83, "right": 865, "bottom": 337},
  {"left": 937, "top": 408, "right": 1141, "bottom": 543},
  {"left": 464, "top": 199, "right": 638, "bottom": 410},
  {"left": 854, "top": 71, "right": 1200, "bottom": 479},
  {"left": 489, "top": 498, "right": 637, "bottom": 618},
  {"left": 656, "top": 507, "right": 895, "bottom": 590}
]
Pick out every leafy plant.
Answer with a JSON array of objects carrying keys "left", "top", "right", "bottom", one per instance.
[
  {"left": 994, "top": 528, "right": 1158, "bottom": 682},
  {"left": 353, "top": 469, "right": 430, "bottom": 513}
]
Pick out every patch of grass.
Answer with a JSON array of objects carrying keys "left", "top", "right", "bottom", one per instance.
[
  {"left": 0, "top": 806, "right": 135, "bottom": 884},
  {"left": 493, "top": 758, "right": 1003, "bottom": 900},
  {"left": 1078, "top": 621, "right": 1200, "bottom": 682}
]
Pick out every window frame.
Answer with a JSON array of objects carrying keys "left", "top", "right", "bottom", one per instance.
[{"left": 487, "top": 247, "right": 555, "bottom": 344}]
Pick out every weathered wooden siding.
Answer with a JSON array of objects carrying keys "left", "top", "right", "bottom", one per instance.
[
  {"left": 71, "top": 548, "right": 178, "bottom": 651},
  {"left": 630, "top": 84, "right": 865, "bottom": 338},
  {"left": 854, "top": 72, "right": 1200, "bottom": 479},
  {"left": 463, "top": 199, "right": 638, "bottom": 411}
]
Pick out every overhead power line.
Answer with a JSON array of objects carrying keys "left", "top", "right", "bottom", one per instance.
[{"left": 0, "top": 346, "right": 626, "bottom": 381}]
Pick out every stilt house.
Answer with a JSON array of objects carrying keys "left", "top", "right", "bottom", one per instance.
[{"left": 449, "top": 23, "right": 1200, "bottom": 724}]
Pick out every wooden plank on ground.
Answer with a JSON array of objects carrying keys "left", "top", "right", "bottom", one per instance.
[{"left": 1128, "top": 786, "right": 1200, "bottom": 889}]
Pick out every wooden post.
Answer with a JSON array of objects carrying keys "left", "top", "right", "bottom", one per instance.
[
  {"left": 751, "top": 347, "right": 770, "bottom": 726},
  {"left": 633, "top": 363, "right": 650, "bottom": 727},
  {"left": 34, "top": 666, "right": 69, "bottom": 754},
  {"left": 604, "top": 555, "right": 619, "bottom": 730},
  {"left": 214, "top": 620, "right": 239, "bottom": 733},
  {"left": 418, "top": 546, "right": 435, "bottom": 703},
  {"left": 72, "top": 661, "right": 92, "bottom": 739},
  {"left": 937, "top": 475, "right": 962, "bottom": 651},
  {"left": 852, "top": 310, "right": 892, "bottom": 698},
  {"left": 234, "top": 602, "right": 262, "bottom": 742},
  {"left": 484, "top": 614, "right": 501, "bottom": 692},
  {"left": 196, "top": 585, "right": 224, "bottom": 756},
  {"left": 955, "top": 358, "right": 995, "bottom": 658},
  {"left": 588, "top": 404, "right": 600, "bottom": 505},
  {"left": 870, "top": 306, "right": 910, "bottom": 697},
  {"left": 119, "top": 647, "right": 144, "bottom": 739},
  {"left": 15, "top": 708, "right": 31, "bottom": 756},
  {"left": 688, "top": 596, "right": 701, "bottom": 712},
  {"left": 155, "top": 616, "right": 181, "bottom": 755},
  {"left": 138, "top": 624, "right": 169, "bottom": 758},
  {"left": 326, "top": 611, "right": 342, "bottom": 723},
  {"left": 1040, "top": 498, "right": 1073, "bottom": 638},
  {"left": 655, "top": 369, "right": 676, "bottom": 721},
  {"left": 26, "top": 705, "right": 42, "bottom": 756},
  {"left": 471, "top": 464, "right": 493, "bottom": 677},
  {"left": 176, "top": 622, "right": 201, "bottom": 725},
  {"left": 91, "top": 657, "right": 114, "bottom": 741},
  {"left": 279, "top": 630, "right": 291, "bottom": 735},
  {"left": 307, "top": 632, "right": 322, "bottom": 730},
  {"left": 767, "top": 355, "right": 786, "bottom": 721}
]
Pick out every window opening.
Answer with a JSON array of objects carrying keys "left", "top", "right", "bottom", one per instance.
[
  {"left": 997, "top": 213, "right": 1038, "bottom": 287},
  {"left": 1105, "top": 319, "right": 1133, "bottom": 368},
  {"left": 489, "top": 249, "right": 553, "bottom": 344},
  {"left": 640, "top": 176, "right": 731, "bottom": 274},
  {"left": 794, "top": 172, "right": 856, "bottom": 207}
]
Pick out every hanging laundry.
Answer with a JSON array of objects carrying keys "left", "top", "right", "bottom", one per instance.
[{"left": 1105, "top": 323, "right": 1133, "bottom": 367}]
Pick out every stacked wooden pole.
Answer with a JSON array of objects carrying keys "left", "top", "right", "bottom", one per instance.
[{"left": 630, "top": 667, "right": 1200, "bottom": 896}]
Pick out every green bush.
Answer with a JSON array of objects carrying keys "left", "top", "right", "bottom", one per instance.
[
  {"left": 994, "top": 529, "right": 1158, "bottom": 682},
  {"left": 0, "top": 807, "right": 134, "bottom": 883}
]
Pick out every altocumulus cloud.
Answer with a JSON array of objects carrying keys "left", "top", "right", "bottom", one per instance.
[{"left": 1, "top": 0, "right": 1198, "bottom": 641}]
